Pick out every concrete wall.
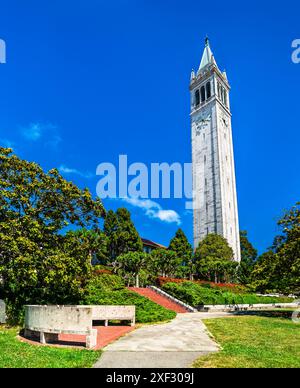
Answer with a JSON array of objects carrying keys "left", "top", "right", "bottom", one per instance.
[
  {"left": 0, "top": 300, "right": 6, "bottom": 324},
  {"left": 25, "top": 305, "right": 136, "bottom": 334},
  {"left": 25, "top": 305, "right": 93, "bottom": 335},
  {"left": 198, "top": 303, "right": 299, "bottom": 312},
  {"left": 91, "top": 305, "right": 135, "bottom": 324}
]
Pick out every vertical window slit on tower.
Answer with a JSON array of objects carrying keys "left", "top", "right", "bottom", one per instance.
[
  {"left": 195, "top": 90, "right": 200, "bottom": 106},
  {"left": 206, "top": 82, "right": 211, "bottom": 99},
  {"left": 200, "top": 86, "right": 206, "bottom": 102}
]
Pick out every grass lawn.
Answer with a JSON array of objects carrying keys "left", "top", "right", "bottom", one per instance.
[
  {"left": 0, "top": 326, "right": 101, "bottom": 368},
  {"left": 193, "top": 312, "right": 300, "bottom": 368}
]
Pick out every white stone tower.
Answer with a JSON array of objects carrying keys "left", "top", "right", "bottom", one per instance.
[{"left": 190, "top": 38, "right": 241, "bottom": 262}]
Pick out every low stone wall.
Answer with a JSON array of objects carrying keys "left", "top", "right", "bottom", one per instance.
[
  {"left": 91, "top": 305, "right": 135, "bottom": 326},
  {"left": 25, "top": 305, "right": 97, "bottom": 348},
  {"left": 0, "top": 300, "right": 6, "bottom": 324},
  {"left": 24, "top": 304, "right": 136, "bottom": 349},
  {"left": 198, "top": 302, "right": 300, "bottom": 313},
  {"left": 148, "top": 286, "right": 198, "bottom": 313},
  {"left": 25, "top": 305, "right": 94, "bottom": 335}
]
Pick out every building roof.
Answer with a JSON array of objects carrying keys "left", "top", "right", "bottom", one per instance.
[
  {"left": 141, "top": 238, "right": 167, "bottom": 249},
  {"left": 198, "top": 37, "right": 218, "bottom": 74}
]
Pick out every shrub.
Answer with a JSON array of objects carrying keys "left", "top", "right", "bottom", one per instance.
[
  {"left": 86, "top": 273, "right": 125, "bottom": 292},
  {"left": 83, "top": 273, "right": 176, "bottom": 323},
  {"left": 162, "top": 281, "right": 293, "bottom": 307},
  {"left": 93, "top": 265, "right": 113, "bottom": 275},
  {"left": 156, "top": 277, "right": 247, "bottom": 294}
]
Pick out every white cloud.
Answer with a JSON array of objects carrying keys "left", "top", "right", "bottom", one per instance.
[
  {"left": 123, "top": 197, "right": 181, "bottom": 225},
  {"left": 58, "top": 165, "right": 93, "bottom": 179},
  {"left": 21, "top": 122, "right": 61, "bottom": 149},
  {"left": 21, "top": 123, "right": 43, "bottom": 141}
]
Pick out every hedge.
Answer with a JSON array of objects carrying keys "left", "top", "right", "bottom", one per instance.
[
  {"left": 83, "top": 274, "right": 176, "bottom": 323},
  {"left": 162, "top": 282, "right": 293, "bottom": 306}
]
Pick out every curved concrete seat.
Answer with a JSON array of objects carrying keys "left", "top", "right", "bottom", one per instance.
[{"left": 24, "top": 305, "right": 135, "bottom": 349}]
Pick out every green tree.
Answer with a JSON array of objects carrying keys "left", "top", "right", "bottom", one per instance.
[
  {"left": 103, "top": 210, "right": 119, "bottom": 260},
  {"left": 114, "top": 252, "right": 150, "bottom": 287},
  {"left": 104, "top": 208, "right": 143, "bottom": 261},
  {"left": 169, "top": 228, "right": 193, "bottom": 279},
  {"left": 150, "top": 249, "right": 182, "bottom": 278},
  {"left": 194, "top": 234, "right": 237, "bottom": 283},
  {"left": 250, "top": 202, "right": 300, "bottom": 294},
  {"left": 274, "top": 202, "right": 300, "bottom": 293},
  {"left": 250, "top": 251, "right": 278, "bottom": 293},
  {"left": 66, "top": 228, "right": 108, "bottom": 265},
  {"left": 237, "top": 231, "right": 258, "bottom": 285},
  {"left": 0, "top": 148, "right": 105, "bottom": 321}
]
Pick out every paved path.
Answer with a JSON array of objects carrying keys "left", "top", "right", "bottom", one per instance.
[{"left": 94, "top": 313, "right": 230, "bottom": 368}]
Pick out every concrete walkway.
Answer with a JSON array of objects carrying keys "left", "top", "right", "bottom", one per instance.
[{"left": 94, "top": 313, "right": 229, "bottom": 368}]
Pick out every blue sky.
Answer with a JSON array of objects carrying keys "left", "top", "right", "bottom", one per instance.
[{"left": 0, "top": 0, "right": 299, "bottom": 253}]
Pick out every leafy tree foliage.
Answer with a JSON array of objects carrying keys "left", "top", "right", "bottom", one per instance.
[
  {"left": 104, "top": 208, "right": 143, "bottom": 261},
  {"left": 194, "top": 234, "right": 237, "bottom": 283},
  {"left": 250, "top": 202, "right": 300, "bottom": 294},
  {"left": 237, "top": 231, "right": 258, "bottom": 285},
  {"left": 275, "top": 203, "right": 300, "bottom": 293},
  {"left": 150, "top": 249, "right": 182, "bottom": 278},
  {"left": 250, "top": 251, "right": 278, "bottom": 293},
  {"left": 0, "top": 148, "right": 105, "bottom": 321},
  {"left": 66, "top": 228, "right": 108, "bottom": 265},
  {"left": 114, "top": 252, "right": 150, "bottom": 287},
  {"left": 169, "top": 228, "right": 193, "bottom": 277}
]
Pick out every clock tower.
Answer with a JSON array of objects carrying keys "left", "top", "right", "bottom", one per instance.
[{"left": 190, "top": 38, "right": 241, "bottom": 262}]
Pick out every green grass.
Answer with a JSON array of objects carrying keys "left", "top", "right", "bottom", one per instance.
[
  {"left": 193, "top": 312, "right": 300, "bottom": 368},
  {"left": 0, "top": 325, "right": 101, "bottom": 368}
]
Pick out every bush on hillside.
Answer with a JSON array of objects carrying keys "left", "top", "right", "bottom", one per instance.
[
  {"left": 83, "top": 274, "right": 176, "bottom": 323},
  {"left": 156, "top": 277, "right": 247, "bottom": 293},
  {"left": 162, "top": 281, "right": 293, "bottom": 307},
  {"left": 86, "top": 273, "right": 125, "bottom": 292}
]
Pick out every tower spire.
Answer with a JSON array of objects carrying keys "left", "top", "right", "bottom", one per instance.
[{"left": 198, "top": 37, "right": 218, "bottom": 74}]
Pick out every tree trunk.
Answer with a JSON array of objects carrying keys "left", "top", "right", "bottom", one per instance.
[{"left": 135, "top": 274, "right": 139, "bottom": 288}]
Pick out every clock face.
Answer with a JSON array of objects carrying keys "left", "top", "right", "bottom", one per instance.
[{"left": 193, "top": 110, "right": 211, "bottom": 136}]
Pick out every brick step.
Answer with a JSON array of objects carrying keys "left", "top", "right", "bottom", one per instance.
[{"left": 128, "top": 287, "right": 189, "bottom": 314}]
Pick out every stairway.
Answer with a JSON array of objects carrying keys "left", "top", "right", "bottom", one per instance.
[{"left": 128, "top": 287, "right": 189, "bottom": 313}]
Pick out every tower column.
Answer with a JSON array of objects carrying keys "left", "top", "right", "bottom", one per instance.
[{"left": 191, "top": 39, "right": 241, "bottom": 262}]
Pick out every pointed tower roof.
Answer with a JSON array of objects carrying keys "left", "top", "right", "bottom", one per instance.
[{"left": 198, "top": 37, "right": 218, "bottom": 73}]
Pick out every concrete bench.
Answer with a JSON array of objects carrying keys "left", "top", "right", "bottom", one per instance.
[
  {"left": 0, "top": 300, "right": 6, "bottom": 324},
  {"left": 25, "top": 305, "right": 98, "bottom": 349},
  {"left": 91, "top": 305, "right": 136, "bottom": 327},
  {"left": 24, "top": 305, "right": 136, "bottom": 349}
]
